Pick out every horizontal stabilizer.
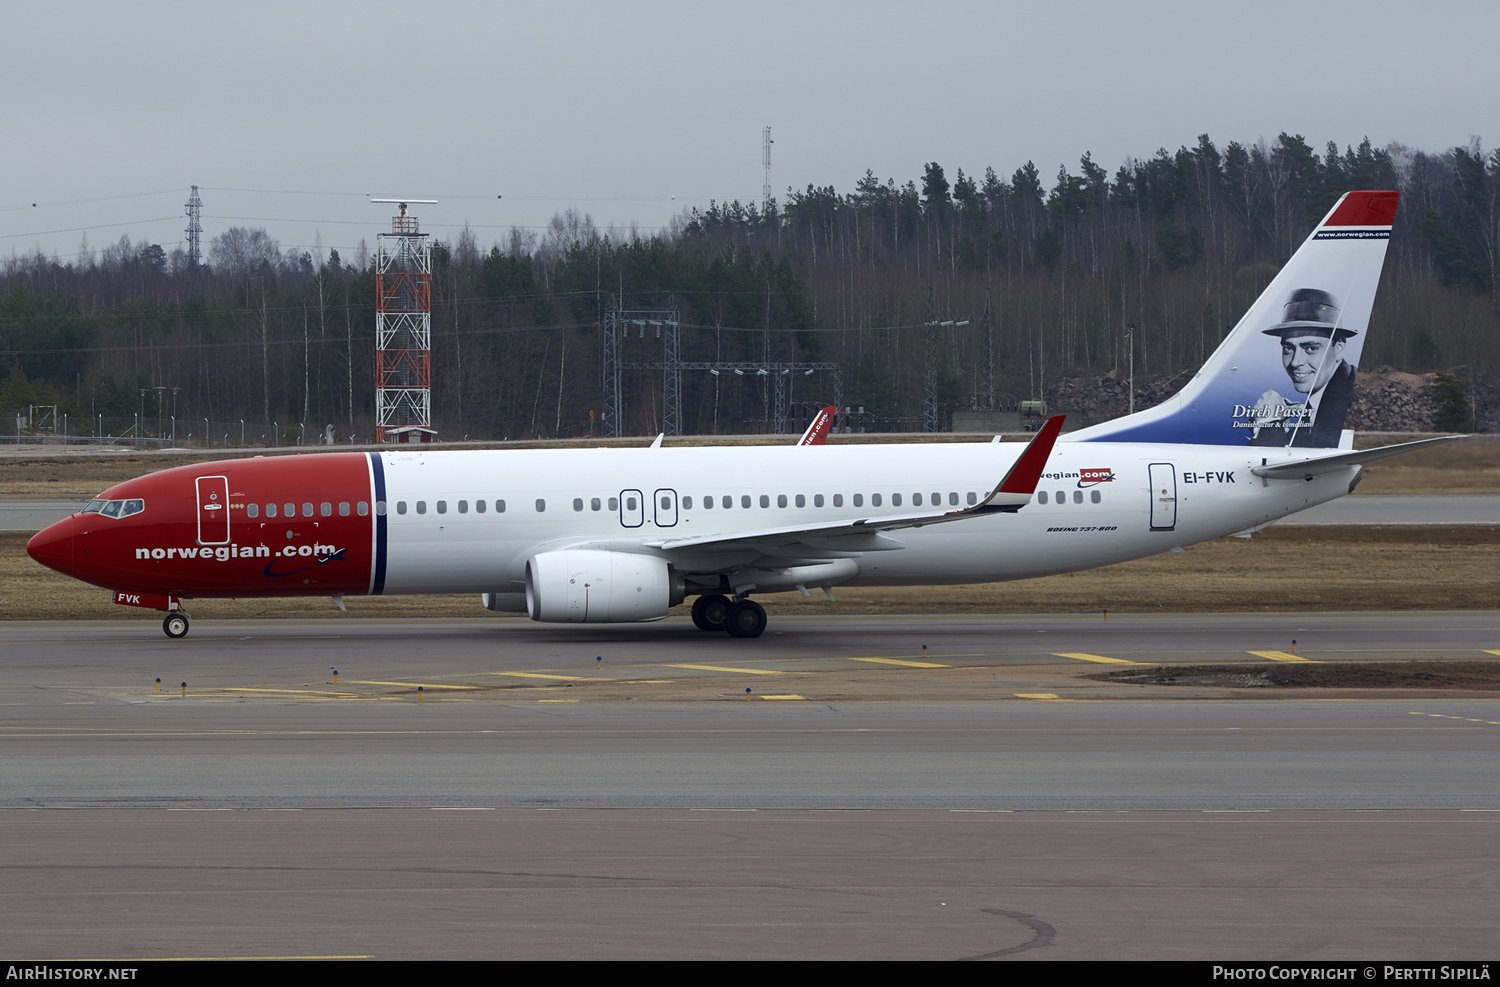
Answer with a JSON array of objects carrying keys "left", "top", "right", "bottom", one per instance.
[{"left": 1250, "top": 434, "right": 1464, "bottom": 480}]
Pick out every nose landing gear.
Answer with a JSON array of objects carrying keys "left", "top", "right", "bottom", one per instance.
[{"left": 162, "top": 613, "right": 190, "bottom": 639}]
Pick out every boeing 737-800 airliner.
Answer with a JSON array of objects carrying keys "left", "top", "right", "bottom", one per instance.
[{"left": 26, "top": 191, "right": 1458, "bottom": 638}]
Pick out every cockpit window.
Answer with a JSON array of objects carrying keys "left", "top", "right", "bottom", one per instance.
[{"left": 89, "top": 498, "right": 144, "bottom": 519}]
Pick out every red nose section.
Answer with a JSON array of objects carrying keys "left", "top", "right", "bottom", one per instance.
[{"left": 27, "top": 516, "right": 76, "bottom": 575}]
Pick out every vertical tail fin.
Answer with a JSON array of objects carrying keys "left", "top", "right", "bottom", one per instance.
[
  {"left": 798, "top": 406, "right": 837, "bottom": 445},
  {"left": 1071, "top": 190, "right": 1398, "bottom": 447}
]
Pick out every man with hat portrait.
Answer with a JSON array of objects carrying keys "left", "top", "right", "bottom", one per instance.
[{"left": 1247, "top": 287, "right": 1357, "bottom": 447}]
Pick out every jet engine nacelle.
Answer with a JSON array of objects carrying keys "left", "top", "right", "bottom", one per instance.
[{"left": 524, "top": 549, "right": 682, "bottom": 623}]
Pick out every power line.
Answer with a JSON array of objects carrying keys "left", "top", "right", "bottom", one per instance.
[
  {"left": 0, "top": 216, "right": 183, "bottom": 241},
  {"left": 0, "top": 189, "right": 183, "bottom": 213}
]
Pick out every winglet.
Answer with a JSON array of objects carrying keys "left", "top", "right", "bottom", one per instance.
[
  {"left": 798, "top": 406, "right": 837, "bottom": 445},
  {"left": 984, "top": 415, "right": 1065, "bottom": 509}
]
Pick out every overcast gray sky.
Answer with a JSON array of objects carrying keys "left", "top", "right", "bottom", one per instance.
[{"left": 3, "top": 0, "right": 1493, "bottom": 265}]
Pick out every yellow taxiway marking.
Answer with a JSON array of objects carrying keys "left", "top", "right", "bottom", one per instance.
[
  {"left": 537, "top": 699, "right": 580, "bottom": 703},
  {"left": 495, "top": 672, "right": 588, "bottom": 681},
  {"left": 216, "top": 687, "right": 361, "bottom": 697},
  {"left": 1014, "top": 693, "right": 1063, "bottom": 700},
  {"left": 1247, "top": 650, "right": 1317, "bottom": 663},
  {"left": 1484, "top": 650, "right": 1500, "bottom": 657},
  {"left": 1053, "top": 652, "right": 1147, "bottom": 665},
  {"left": 344, "top": 680, "right": 475, "bottom": 690},
  {"left": 848, "top": 657, "right": 950, "bottom": 668},
  {"left": 669, "top": 663, "right": 783, "bottom": 675},
  {"left": 759, "top": 694, "right": 807, "bottom": 700}
]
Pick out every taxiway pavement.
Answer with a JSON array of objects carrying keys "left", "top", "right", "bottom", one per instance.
[{"left": 3, "top": 613, "right": 1497, "bottom": 959}]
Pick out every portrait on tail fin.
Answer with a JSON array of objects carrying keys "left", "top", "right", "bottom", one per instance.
[{"left": 1244, "top": 288, "right": 1357, "bottom": 448}]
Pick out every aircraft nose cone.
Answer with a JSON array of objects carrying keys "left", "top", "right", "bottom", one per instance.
[{"left": 27, "top": 516, "right": 76, "bottom": 575}]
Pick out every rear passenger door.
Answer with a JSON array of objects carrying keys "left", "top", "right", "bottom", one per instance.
[{"left": 1148, "top": 463, "right": 1177, "bottom": 531}]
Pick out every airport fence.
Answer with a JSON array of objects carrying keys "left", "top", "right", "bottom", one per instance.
[{"left": 7, "top": 412, "right": 370, "bottom": 450}]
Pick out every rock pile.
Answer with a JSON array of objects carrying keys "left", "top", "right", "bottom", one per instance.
[{"left": 1039, "top": 366, "right": 1493, "bottom": 433}]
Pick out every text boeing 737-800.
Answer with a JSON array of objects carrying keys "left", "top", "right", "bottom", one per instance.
[{"left": 27, "top": 191, "right": 1460, "bottom": 639}]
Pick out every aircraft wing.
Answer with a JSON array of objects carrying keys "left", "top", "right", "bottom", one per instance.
[
  {"left": 643, "top": 416, "right": 1065, "bottom": 563},
  {"left": 798, "top": 406, "right": 837, "bottom": 445},
  {"left": 1250, "top": 434, "right": 1464, "bottom": 480}
]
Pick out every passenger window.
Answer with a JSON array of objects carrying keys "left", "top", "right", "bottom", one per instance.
[
  {"left": 397, "top": 501, "right": 407, "bottom": 514},
  {"left": 967, "top": 492, "right": 977, "bottom": 505},
  {"left": 759, "top": 495, "right": 770, "bottom": 508},
  {"left": 741, "top": 495, "right": 751, "bottom": 509},
  {"left": 776, "top": 494, "right": 787, "bottom": 508},
  {"left": 723, "top": 496, "right": 733, "bottom": 509},
  {"left": 536, "top": 499, "right": 546, "bottom": 512},
  {"left": 1038, "top": 491, "right": 1049, "bottom": 504},
  {"left": 284, "top": 503, "right": 295, "bottom": 517},
  {"left": 458, "top": 501, "right": 468, "bottom": 514},
  {"left": 339, "top": 502, "right": 350, "bottom": 516},
  {"left": 1073, "top": 491, "right": 1083, "bottom": 504},
  {"left": 703, "top": 496, "right": 713, "bottom": 510},
  {"left": 1091, "top": 490, "right": 1101, "bottom": 504},
  {"left": 912, "top": 493, "right": 922, "bottom": 506},
  {"left": 682, "top": 496, "right": 693, "bottom": 510},
  {"left": 303, "top": 503, "right": 313, "bottom": 517},
  {"left": 949, "top": 492, "right": 959, "bottom": 506},
  {"left": 591, "top": 497, "right": 602, "bottom": 511},
  {"left": 795, "top": 494, "right": 805, "bottom": 508},
  {"left": 321, "top": 502, "right": 332, "bottom": 516},
  {"left": 416, "top": 501, "right": 426, "bottom": 515},
  {"left": 852, "top": 494, "right": 863, "bottom": 507},
  {"left": 475, "top": 500, "right": 485, "bottom": 514},
  {"left": 872, "top": 493, "right": 882, "bottom": 507},
  {"left": 358, "top": 502, "right": 370, "bottom": 516},
  {"left": 661, "top": 496, "right": 671, "bottom": 510},
  {"left": 247, "top": 504, "right": 259, "bottom": 518},
  {"left": 607, "top": 498, "right": 617, "bottom": 511},
  {"left": 496, "top": 500, "right": 506, "bottom": 513},
  {"left": 833, "top": 494, "right": 843, "bottom": 507},
  {"left": 573, "top": 498, "right": 584, "bottom": 512},
  {"left": 266, "top": 503, "right": 276, "bottom": 517},
  {"left": 625, "top": 496, "right": 637, "bottom": 511},
  {"left": 374, "top": 501, "right": 385, "bottom": 516},
  {"left": 814, "top": 494, "right": 824, "bottom": 507},
  {"left": 1056, "top": 490, "right": 1065, "bottom": 503},
  {"left": 893, "top": 493, "right": 903, "bottom": 506},
  {"left": 436, "top": 501, "right": 447, "bottom": 514}
]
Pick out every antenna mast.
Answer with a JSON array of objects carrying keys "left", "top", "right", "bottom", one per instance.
[
  {"left": 762, "top": 126, "right": 773, "bottom": 214},
  {"left": 184, "top": 186, "right": 202, "bottom": 271},
  {"left": 371, "top": 198, "right": 437, "bottom": 443}
]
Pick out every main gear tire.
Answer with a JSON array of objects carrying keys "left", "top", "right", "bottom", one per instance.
[
  {"left": 692, "top": 594, "right": 731, "bottom": 632},
  {"left": 724, "top": 599, "right": 767, "bottom": 639}
]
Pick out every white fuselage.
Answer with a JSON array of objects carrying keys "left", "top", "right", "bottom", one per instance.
[{"left": 374, "top": 441, "right": 1356, "bottom": 595}]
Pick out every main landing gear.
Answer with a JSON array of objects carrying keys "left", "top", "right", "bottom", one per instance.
[
  {"left": 162, "top": 613, "right": 190, "bottom": 639},
  {"left": 692, "top": 594, "right": 766, "bottom": 638}
]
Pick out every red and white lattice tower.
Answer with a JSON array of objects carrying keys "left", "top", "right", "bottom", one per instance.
[{"left": 372, "top": 198, "right": 436, "bottom": 443}]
